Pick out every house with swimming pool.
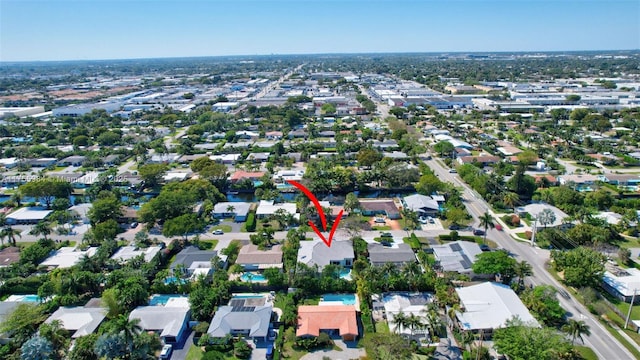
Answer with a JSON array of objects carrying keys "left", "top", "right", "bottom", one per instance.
[
  {"left": 170, "top": 246, "right": 227, "bottom": 280},
  {"left": 207, "top": 300, "right": 274, "bottom": 342},
  {"left": 297, "top": 239, "right": 354, "bottom": 271},
  {"left": 236, "top": 244, "right": 283, "bottom": 281},
  {"left": 296, "top": 305, "right": 359, "bottom": 341},
  {"left": 129, "top": 297, "right": 191, "bottom": 344}
]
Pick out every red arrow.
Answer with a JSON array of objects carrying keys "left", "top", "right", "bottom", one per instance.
[
  {"left": 307, "top": 210, "right": 343, "bottom": 247},
  {"left": 287, "top": 180, "right": 342, "bottom": 247},
  {"left": 287, "top": 180, "right": 327, "bottom": 231}
]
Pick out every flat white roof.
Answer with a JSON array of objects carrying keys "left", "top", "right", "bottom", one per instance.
[
  {"left": 7, "top": 207, "right": 52, "bottom": 221},
  {"left": 456, "top": 282, "right": 539, "bottom": 330},
  {"left": 110, "top": 245, "right": 162, "bottom": 263},
  {"left": 40, "top": 247, "right": 98, "bottom": 269},
  {"left": 603, "top": 268, "right": 640, "bottom": 297}
]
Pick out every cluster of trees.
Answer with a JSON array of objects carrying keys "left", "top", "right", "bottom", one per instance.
[{"left": 551, "top": 247, "right": 606, "bottom": 288}]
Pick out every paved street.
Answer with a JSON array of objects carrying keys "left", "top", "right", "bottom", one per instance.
[{"left": 423, "top": 157, "right": 636, "bottom": 360}]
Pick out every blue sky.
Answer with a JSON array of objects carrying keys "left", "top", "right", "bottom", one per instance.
[{"left": 1, "top": 0, "right": 638, "bottom": 61}]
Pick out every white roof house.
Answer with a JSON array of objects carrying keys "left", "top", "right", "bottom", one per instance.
[
  {"left": 255, "top": 200, "right": 297, "bottom": 218},
  {"left": 6, "top": 207, "right": 52, "bottom": 225},
  {"left": 297, "top": 239, "right": 354, "bottom": 270},
  {"left": 110, "top": 245, "right": 163, "bottom": 263},
  {"left": 455, "top": 282, "right": 539, "bottom": 331},
  {"left": 45, "top": 306, "right": 106, "bottom": 338},
  {"left": 603, "top": 268, "right": 640, "bottom": 299},
  {"left": 377, "top": 292, "right": 434, "bottom": 338},
  {"left": 403, "top": 194, "right": 440, "bottom": 215},
  {"left": 520, "top": 203, "right": 569, "bottom": 230},
  {"left": 129, "top": 299, "right": 190, "bottom": 343},
  {"left": 69, "top": 203, "right": 93, "bottom": 224},
  {"left": 39, "top": 247, "right": 98, "bottom": 269}
]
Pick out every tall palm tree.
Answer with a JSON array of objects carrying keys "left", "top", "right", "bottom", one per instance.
[
  {"left": 111, "top": 314, "right": 142, "bottom": 354},
  {"left": 562, "top": 319, "right": 591, "bottom": 345},
  {"left": 502, "top": 192, "right": 519, "bottom": 213},
  {"left": 392, "top": 311, "right": 409, "bottom": 335},
  {"left": 478, "top": 212, "right": 494, "bottom": 243},
  {"left": 406, "top": 313, "right": 425, "bottom": 338},
  {"left": 514, "top": 261, "right": 533, "bottom": 289},
  {"left": 29, "top": 221, "right": 52, "bottom": 240},
  {"left": 1, "top": 226, "right": 21, "bottom": 246}
]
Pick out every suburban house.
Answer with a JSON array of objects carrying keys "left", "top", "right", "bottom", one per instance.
[
  {"left": 44, "top": 306, "right": 106, "bottom": 338},
  {"left": 69, "top": 203, "right": 93, "bottom": 224},
  {"left": 431, "top": 241, "right": 482, "bottom": 274},
  {"left": 402, "top": 194, "right": 440, "bottom": 218},
  {"left": 376, "top": 292, "right": 433, "bottom": 339},
  {"left": 603, "top": 267, "right": 640, "bottom": 303},
  {"left": 0, "top": 301, "right": 20, "bottom": 344},
  {"left": 0, "top": 247, "right": 20, "bottom": 268},
  {"left": 296, "top": 305, "right": 359, "bottom": 341},
  {"left": 359, "top": 200, "right": 400, "bottom": 219},
  {"left": 455, "top": 282, "right": 539, "bottom": 336},
  {"left": 170, "top": 246, "right": 226, "bottom": 279},
  {"left": 255, "top": 200, "right": 297, "bottom": 219},
  {"left": 229, "top": 171, "right": 265, "bottom": 184},
  {"left": 297, "top": 239, "right": 354, "bottom": 271},
  {"left": 110, "top": 245, "right": 163, "bottom": 264},
  {"left": 236, "top": 244, "right": 283, "bottom": 271},
  {"left": 599, "top": 174, "right": 640, "bottom": 187},
  {"left": 39, "top": 247, "right": 99, "bottom": 269},
  {"left": 557, "top": 174, "right": 599, "bottom": 190},
  {"left": 129, "top": 297, "right": 191, "bottom": 344},
  {"left": 367, "top": 243, "right": 416, "bottom": 268},
  {"left": 207, "top": 304, "right": 273, "bottom": 342},
  {"left": 212, "top": 202, "right": 252, "bottom": 222},
  {"left": 6, "top": 207, "right": 52, "bottom": 225},
  {"left": 519, "top": 203, "right": 570, "bottom": 230},
  {"left": 457, "top": 155, "right": 501, "bottom": 167},
  {"left": 57, "top": 155, "right": 87, "bottom": 167}
]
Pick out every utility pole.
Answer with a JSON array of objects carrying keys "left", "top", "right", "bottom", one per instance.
[
  {"left": 530, "top": 218, "right": 537, "bottom": 247},
  {"left": 625, "top": 289, "right": 637, "bottom": 329}
]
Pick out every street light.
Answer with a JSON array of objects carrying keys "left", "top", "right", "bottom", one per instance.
[
  {"left": 625, "top": 288, "right": 638, "bottom": 329},
  {"left": 530, "top": 217, "right": 537, "bottom": 247}
]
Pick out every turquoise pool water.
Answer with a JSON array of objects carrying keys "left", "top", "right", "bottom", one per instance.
[
  {"left": 149, "top": 294, "right": 183, "bottom": 306},
  {"left": 232, "top": 295, "right": 265, "bottom": 299},
  {"left": 322, "top": 294, "right": 356, "bottom": 305},
  {"left": 164, "top": 276, "right": 187, "bottom": 285},
  {"left": 338, "top": 269, "right": 351, "bottom": 280},
  {"left": 23, "top": 295, "right": 41, "bottom": 302},
  {"left": 240, "top": 272, "right": 267, "bottom": 282},
  {"left": 253, "top": 180, "right": 264, "bottom": 187}
]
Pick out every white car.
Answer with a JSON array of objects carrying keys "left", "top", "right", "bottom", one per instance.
[
  {"left": 159, "top": 344, "right": 172, "bottom": 359},
  {"left": 213, "top": 229, "right": 224, "bottom": 235}
]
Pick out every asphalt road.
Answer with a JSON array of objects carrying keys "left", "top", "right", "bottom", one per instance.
[{"left": 423, "top": 156, "right": 636, "bottom": 360}]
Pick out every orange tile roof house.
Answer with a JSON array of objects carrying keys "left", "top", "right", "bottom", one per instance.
[
  {"left": 229, "top": 171, "right": 265, "bottom": 183},
  {"left": 296, "top": 305, "right": 359, "bottom": 341}
]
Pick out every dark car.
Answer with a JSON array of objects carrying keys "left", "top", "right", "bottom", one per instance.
[
  {"left": 448, "top": 224, "right": 461, "bottom": 230},
  {"left": 381, "top": 232, "right": 393, "bottom": 238},
  {"left": 479, "top": 244, "right": 491, "bottom": 252},
  {"left": 473, "top": 229, "right": 485, "bottom": 236},
  {"left": 380, "top": 241, "right": 392, "bottom": 247}
]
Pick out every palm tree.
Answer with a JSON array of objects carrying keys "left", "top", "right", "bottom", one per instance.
[
  {"left": 514, "top": 261, "right": 533, "bottom": 289},
  {"left": 562, "top": 319, "right": 591, "bottom": 345},
  {"left": 406, "top": 313, "right": 425, "bottom": 338},
  {"left": 537, "top": 208, "right": 556, "bottom": 229},
  {"left": 401, "top": 207, "right": 419, "bottom": 237},
  {"left": 29, "top": 221, "right": 52, "bottom": 240},
  {"left": 1, "top": 226, "right": 21, "bottom": 246},
  {"left": 502, "top": 192, "right": 519, "bottom": 213},
  {"left": 460, "top": 330, "right": 475, "bottom": 352},
  {"left": 226, "top": 205, "right": 236, "bottom": 219},
  {"left": 478, "top": 212, "right": 494, "bottom": 243},
  {"left": 392, "top": 311, "right": 409, "bottom": 335},
  {"left": 111, "top": 314, "right": 142, "bottom": 354}
]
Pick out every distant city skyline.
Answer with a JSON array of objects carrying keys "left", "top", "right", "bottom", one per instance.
[{"left": 1, "top": 0, "right": 639, "bottom": 62}]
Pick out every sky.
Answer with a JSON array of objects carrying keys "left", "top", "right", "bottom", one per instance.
[{"left": 1, "top": 0, "right": 639, "bottom": 62}]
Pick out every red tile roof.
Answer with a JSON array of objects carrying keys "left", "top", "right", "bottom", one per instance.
[{"left": 296, "top": 305, "right": 358, "bottom": 337}]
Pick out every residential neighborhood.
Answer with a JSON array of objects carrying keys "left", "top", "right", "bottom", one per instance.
[{"left": 0, "top": 51, "right": 639, "bottom": 360}]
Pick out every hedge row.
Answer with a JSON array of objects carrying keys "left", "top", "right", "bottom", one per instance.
[{"left": 245, "top": 212, "right": 256, "bottom": 232}]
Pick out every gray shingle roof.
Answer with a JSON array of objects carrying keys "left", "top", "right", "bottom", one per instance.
[
  {"left": 207, "top": 305, "right": 272, "bottom": 338},
  {"left": 368, "top": 243, "right": 416, "bottom": 266}
]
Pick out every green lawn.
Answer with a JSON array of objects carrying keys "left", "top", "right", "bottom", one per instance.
[
  {"left": 372, "top": 226, "right": 392, "bottom": 231},
  {"left": 185, "top": 345, "right": 203, "bottom": 360},
  {"left": 375, "top": 320, "right": 390, "bottom": 334},
  {"left": 575, "top": 346, "right": 598, "bottom": 360},
  {"left": 197, "top": 239, "right": 219, "bottom": 250},
  {"left": 210, "top": 224, "right": 232, "bottom": 233}
]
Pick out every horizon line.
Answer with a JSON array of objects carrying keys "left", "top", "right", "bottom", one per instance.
[{"left": 2, "top": 49, "right": 639, "bottom": 64}]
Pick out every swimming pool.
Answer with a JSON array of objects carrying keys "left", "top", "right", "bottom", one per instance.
[
  {"left": 338, "top": 269, "right": 352, "bottom": 280},
  {"left": 322, "top": 294, "right": 356, "bottom": 305},
  {"left": 240, "top": 272, "right": 267, "bottom": 282},
  {"left": 149, "top": 294, "right": 184, "bottom": 306},
  {"left": 5, "top": 294, "right": 41, "bottom": 302},
  {"left": 232, "top": 295, "right": 266, "bottom": 299},
  {"left": 164, "top": 276, "right": 188, "bottom": 285}
]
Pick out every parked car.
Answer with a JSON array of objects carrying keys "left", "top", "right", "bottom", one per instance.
[
  {"left": 380, "top": 241, "right": 392, "bottom": 247},
  {"left": 213, "top": 229, "right": 224, "bottom": 235},
  {"left": 448, "top": 224, "right": 461, "bottom": 230},
  {"left": 428, "top": 217, "right": 435, "bottom": 224},
  {"left": 381, "top": 232, "right": 393, "bottom": 238},
  {"left": 374, "top": 217, "right": 386, "bottom": 223},
  {"left": 448, "top": 169, "right": 457, "bottom": 173},
  {"left": 419, "top": 217, "right": 428, "bottom": 224},
  {"left": 159, "top": 344, "right": 172, "bottom": 359},
  {"left": 473, "top": 229, "right": 485, "bottom": 236},
  {"left": 495, "top": 223, "right": 503, "bottom": 231},
  {"left": 130, "top": 222, "right": 138, "bottom": 229},
  {"left": 479, "top": 244, "right": 491, "bottom": 252}
]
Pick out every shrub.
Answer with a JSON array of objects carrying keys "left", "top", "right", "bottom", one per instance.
[
  {"left": 245, "top": 212, "right": 256, "bottom": 232},
  {"left": 511, "top": 215, "right": 520, "bottom": 227},
  {"left": 502, "top": 215, "right": 513, "bottom": 226},
  {"left": 450, "top": 231, "right": 459, "bottom": 241},
  {"left": 524, "top": 231, "right": 532, "bottom": 240}
]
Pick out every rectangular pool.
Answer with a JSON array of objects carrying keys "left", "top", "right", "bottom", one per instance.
[{"left": 321, "top": 294, "right": 356, "bottom": 305}]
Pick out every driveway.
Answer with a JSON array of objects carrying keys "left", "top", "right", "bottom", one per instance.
[
  {"left": 300, "top": 339, "right": 365, "bottom": 360},
  {"left": 168, "top": 329, "right": 194, "bottom": 360}
]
